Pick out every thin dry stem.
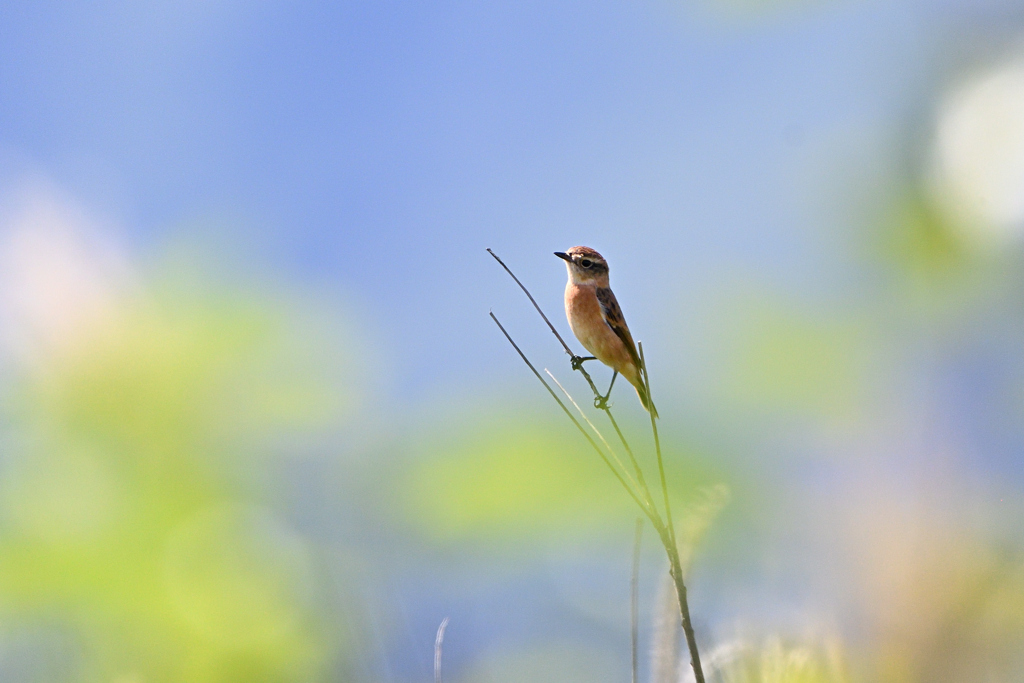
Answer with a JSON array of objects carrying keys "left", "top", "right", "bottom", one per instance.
[
  {"left": 486, "top": 249, "right": 608, "bottom": 398},
  {"left": 650, "top": 570, "right": 682, "bottom": 683},
  {"left": 604, "top": 409, "right": 660, "bottom": 518},
  {"left": 545, "top": 369, "right": 644, "bottom": 502},
  {"left": 488, "top": 249, "right": 706, "bottom": 683},
  {"left": 434, "top": 617, "right": 449, "bottom": 683},
  {"left": 638, "top": 341, "right": 704, "bottom": 683},
  {"left": 631, "top": 518, "right": 643, "bottom": 683},
  {"left": 489, "top": 312, "right": 649, "bottom": 515},
  {"left": 487, "top": 248, "right": 574, "bottom": 357},
  {"left": 638, "top": 342, "right": 677, "bottom": 552}
]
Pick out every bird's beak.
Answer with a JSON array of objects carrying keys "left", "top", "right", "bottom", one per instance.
[{"left": 554, "top": 252, "right": 571, "bottom": 262}]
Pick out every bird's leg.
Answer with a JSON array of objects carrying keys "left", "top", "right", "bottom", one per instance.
[
  {"left": 594, "top": 371, "right": 618, "bottom": 410},
  {"left": 571, "top": 355, "right": 597, "bottom": 371}
]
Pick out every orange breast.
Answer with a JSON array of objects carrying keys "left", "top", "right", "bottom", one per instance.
[{"left": 564, "top": 283, "right": 637, "bottom": 383}]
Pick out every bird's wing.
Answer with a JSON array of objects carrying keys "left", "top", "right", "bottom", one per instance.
[{"left": 596, "top": 287, "right": 642, "bottom": 371}]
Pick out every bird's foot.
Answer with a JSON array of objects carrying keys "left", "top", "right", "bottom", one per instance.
[
  {"left": 593, "top": 394, "right": 612, "bottom": 411},
  {"left": 571, "top": 355, "right": 596, "bottom": 371}
]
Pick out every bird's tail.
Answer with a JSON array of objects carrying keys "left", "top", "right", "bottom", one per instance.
[{"left": 633, "top": 379, "right": 659, "bottom": 419}]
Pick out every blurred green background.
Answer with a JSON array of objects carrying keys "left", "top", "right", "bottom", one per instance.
[{"left": 3, "top": 0, "right": 1024, "bottom": 681}]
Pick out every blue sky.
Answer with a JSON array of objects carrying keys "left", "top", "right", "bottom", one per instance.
[
  {"left": 0, "top": 0, "right": 1016, "bottom": 405},
  {"left": 6, "top": 2, "right": 1024, "bottom": 680}
]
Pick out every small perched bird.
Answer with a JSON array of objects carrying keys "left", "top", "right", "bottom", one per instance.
[{"left": 555, "top": 246, "right": 657, "bottom": 417}]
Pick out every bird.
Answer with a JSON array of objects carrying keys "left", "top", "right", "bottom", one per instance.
[{"left": 555, "top": 246, "right": 657, "bottom": 417}]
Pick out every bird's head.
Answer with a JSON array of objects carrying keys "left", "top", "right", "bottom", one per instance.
[{"left": 554, "top": 246, "right": 609, "bottom": 285}]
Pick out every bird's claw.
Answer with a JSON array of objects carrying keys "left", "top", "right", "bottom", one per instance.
[
  {"left": 570, "top": 355, "right": 595, "bottom": 371},
  {"left": 594, "top": 395, "right": 611, "bottom": 411}
]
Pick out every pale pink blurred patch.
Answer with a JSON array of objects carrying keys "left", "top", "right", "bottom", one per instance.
[{"left": 0, "top": 178, "right": 138, "bottom": 367}]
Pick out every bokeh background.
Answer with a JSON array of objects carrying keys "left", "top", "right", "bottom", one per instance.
[{"left": 3, "top": 0, "right": 1024, "bottom": 681}]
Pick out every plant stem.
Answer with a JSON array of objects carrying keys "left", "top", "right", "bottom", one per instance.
[
  {"left": 668, "top": 551, "right": 704, "bottom": 683},
  {"left": 487, "top": 248, "right": 575, "bottom": 357},
  {"left": 434, "top": 617, "right": 449, "bottom": 683},
  {"left": 488, "top": 250, "right": 706, "bottom": 683},
  {"left": 605, "top": 409, "right": 660, "bottom": 520},
  {"left": 637, "top": 343, "right": 678, "bottom": 552},
  {"left": 631, "top": 519, "right": 643, "bottom": 683},
  {"left": 489, "top": 313, "right": 649, "bottom": 514},
  {"left": 639, "top": 341, "right": 703, "bottom": 683},
  {"left": 546, "top": 369, "right": 645, "bottom": 503}
]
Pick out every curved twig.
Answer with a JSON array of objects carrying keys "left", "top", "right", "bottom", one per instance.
[
  {"left": 434, "top": 617, "right": 449, "bottom": 683},
  {"left": 488, "top": 250, "right": 706, "bottom": 683}
]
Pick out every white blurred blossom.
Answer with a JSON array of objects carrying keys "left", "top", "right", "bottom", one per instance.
[{"left": 930, "top": 54, "right": 1024, "bottom": 244}]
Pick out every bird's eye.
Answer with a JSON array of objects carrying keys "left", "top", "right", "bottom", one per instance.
[{"left": 580, "top": 259, "right": 592, "bottom": 268}]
